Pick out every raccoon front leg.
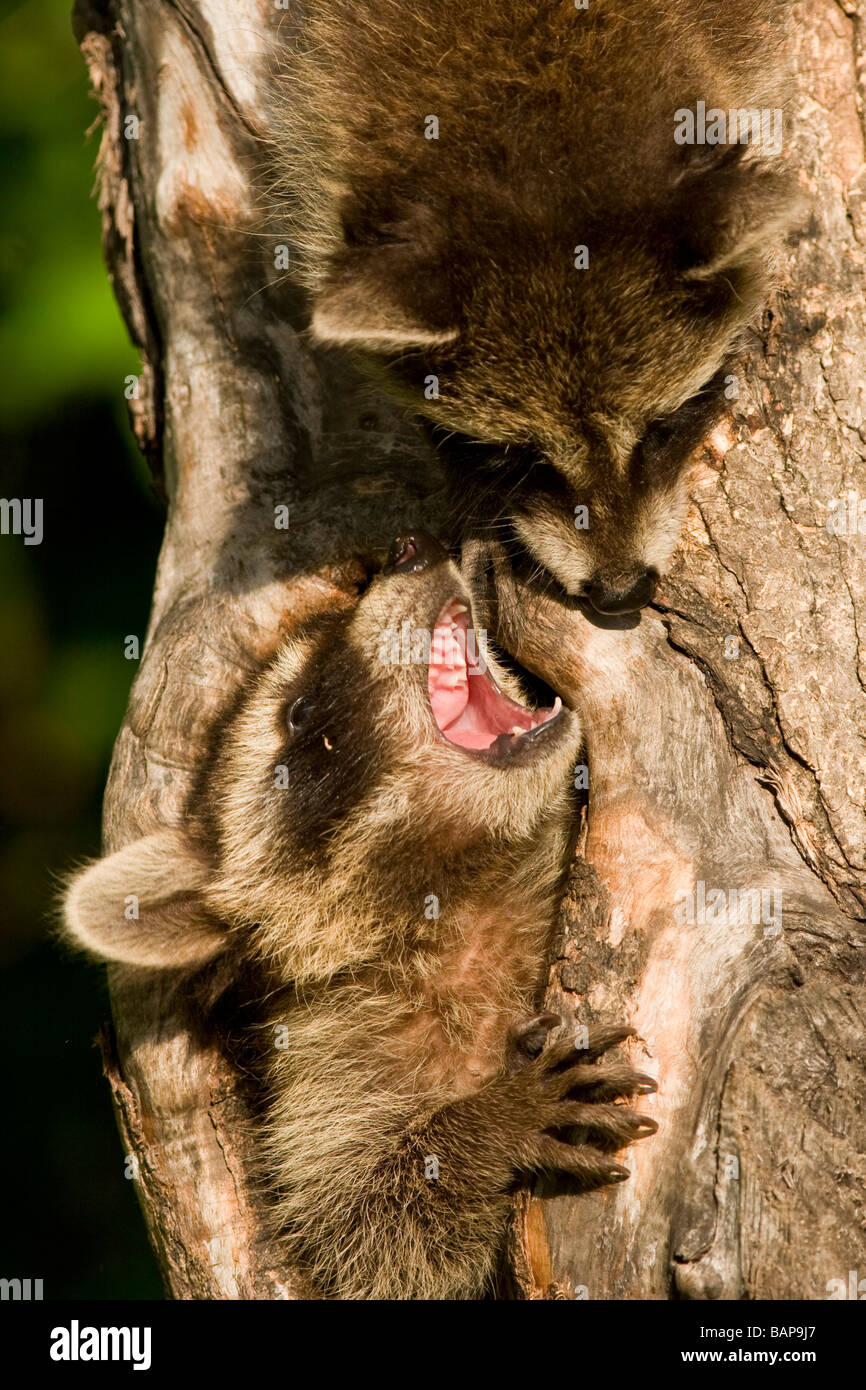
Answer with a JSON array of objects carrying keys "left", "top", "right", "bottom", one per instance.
[
  {"left": 291, "top": 1022, "right": 655, "bottom": 1300},
  {"left": 416, "top": 1019, "right": 657, "bottom": 1205}
]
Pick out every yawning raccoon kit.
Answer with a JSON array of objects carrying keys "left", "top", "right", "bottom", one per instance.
[
  {"left": 66, "top": 539, "right": 657, "bottom": 1299},
  {"left": 65, "top": 1, "right": 803, "bottom": 1297}
]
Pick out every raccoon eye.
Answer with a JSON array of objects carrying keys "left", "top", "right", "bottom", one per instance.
[
  {"left": 288, "top": 695, "right": 316, "bottom": 733},
  {"left": 642, "top": 416, "right": 680, "bottom": 451},
  {"left": 640, "top": 368, "right": 730, "bottom": 464}
]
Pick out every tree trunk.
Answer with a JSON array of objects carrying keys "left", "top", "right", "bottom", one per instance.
[{"left": 75, "top": 0, "right": 865, "bottom": 1299}]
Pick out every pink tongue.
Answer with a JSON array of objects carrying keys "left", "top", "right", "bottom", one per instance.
[{"left": 443, "top": 710, "right": 504, "bottom": 749}]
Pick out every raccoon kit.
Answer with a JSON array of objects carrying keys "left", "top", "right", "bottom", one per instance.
[
  {"left": 65, "top": 535, "right": 656, "bottom": 1299},
  {"left": 270, "top": 0, "right": 801, "bottom": 613}
]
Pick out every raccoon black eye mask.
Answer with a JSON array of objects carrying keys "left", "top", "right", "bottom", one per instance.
[{"left": 64, "top": 531, "right": 657, "bottom": 1300}]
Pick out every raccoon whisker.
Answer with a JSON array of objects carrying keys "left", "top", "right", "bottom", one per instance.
[
  {"left": 449, "top": 458, "right": 538, "bottom": 528},
  {"left": 177, "top": 215, "right": 296, "bottom": 241},
  {"left": 239, "top": 274, "right": 296, "bottom": 309}
]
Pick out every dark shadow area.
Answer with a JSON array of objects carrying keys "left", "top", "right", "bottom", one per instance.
[{"left": 0, "top": 387, "right": 164, "bottom": 1298}]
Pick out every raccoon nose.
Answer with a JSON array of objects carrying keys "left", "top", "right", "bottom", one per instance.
[
  {"left": 586, "top": 568, "right": 658, "bottom": 614},
  {"left": 382, "top": 531, "right": 448, "bottom": 575}
]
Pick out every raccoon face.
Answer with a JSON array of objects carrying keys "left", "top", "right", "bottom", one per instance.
[
  {"left": 310, "top": 151, "right": 800, "bottom": 610},
  {"left": 209, "top": 533, "right": 580, "bottom": 945},
  {"left": 437, "top": 362, "right": 733, "bottom": 614},
  {"left": 65, "top": 537, "right": 579, "bottom": 988}
]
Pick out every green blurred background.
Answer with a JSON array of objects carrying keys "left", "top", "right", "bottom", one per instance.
[{"left": 0, "top": 0, "right": 163, "bottom": 1297}]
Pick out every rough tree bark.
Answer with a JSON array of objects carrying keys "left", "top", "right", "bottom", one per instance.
[{"left": 75, "top": 0, "right": 865, "bottom": 1299}]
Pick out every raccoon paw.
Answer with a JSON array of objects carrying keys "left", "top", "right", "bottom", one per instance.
[{"left": 512, "top": 1020, "right": 658, "bottom": 1188}]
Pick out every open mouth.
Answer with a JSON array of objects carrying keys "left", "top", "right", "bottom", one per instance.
[{"left": 427, "top": 598, "right": 564, "bottom": 761}]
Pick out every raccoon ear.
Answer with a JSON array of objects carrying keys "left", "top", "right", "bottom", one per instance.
[
  {"left": 312, "top": 261, "right": 459, "bottom": 349},
  {"left": 63, "top": 830, "right": 226, "bottom": 969},
  {"left": 673, "top": 155, "right": 803, "bottom": 280},
  {"left": 311, "top": 199, "right": 459, "bottom": 351}
]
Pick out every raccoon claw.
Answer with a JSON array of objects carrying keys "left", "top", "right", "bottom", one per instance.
[
  {"left": 552, "top": 1097, "right": 658, "bottom": 1153},
  {"left": 529, "top": 1022, "right": 657, "bottom": 1100},
  {"left": 515, "top": 1019, "right": 629, "bottom": 1068},
  {"left": 506, "top": 1012, "right": 562, "bottom": 1071},
  {"left": 634, "top": 1116, "right": 659, "bottom": 1137},
  {"left": 533, "top": 1137, "right": 632, "bottom": 1188}
]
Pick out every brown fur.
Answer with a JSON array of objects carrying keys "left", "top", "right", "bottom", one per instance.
[
  {"left": 267, "top": 0, "right": 802, "bottom": 606},
  {"left": 63, "top": 546, "right": 656, "bottom": 1299}
]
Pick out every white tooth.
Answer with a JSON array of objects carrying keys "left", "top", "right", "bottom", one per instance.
[
  {"left": 551, "top": 696, "right": 562, "bottom": 716},
  {"left": 512, "top": 726, "right": 525, "bottom": 736},
  {"left": 452, "top": 604, "right": 469, "bottom": 616}
]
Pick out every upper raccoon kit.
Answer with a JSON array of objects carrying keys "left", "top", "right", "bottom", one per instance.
[
  {"left": 65, "top": 535, "right": 656, "bottom": 1299},
  {"left": 271, "top": 0, "right": 801, "bottom": 613}
]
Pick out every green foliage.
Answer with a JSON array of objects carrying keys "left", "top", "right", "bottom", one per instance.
[{"left": 0, "top": 0, "right": 141, "bottom": 429}]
